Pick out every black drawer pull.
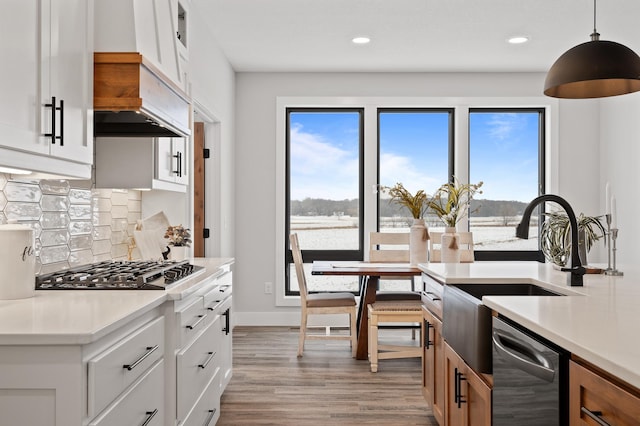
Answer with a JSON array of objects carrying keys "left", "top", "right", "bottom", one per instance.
[
  {"left": 186, "top": 314, "right": 207, "bottom": 330},
  {"left": 123, "top": 345, "right": 159, "bottom": 371},
  {"left": 454, "top": 368, "right": 467, "bottom": 408},
  {"left": 580, "top": 407, "right": 611, "bottom": 426},
  {"left": 203, "top": 408, "right": 217, "bottom": 425},
  {"left": 423, "top": 291, "right": 441, "bottom": 301},
  {"left": 198, "top": 351, "right": 216, "bottom": 369},
  {"left": 424, "top": 320, "right": 434, "bottom": 349},
  {"left": 140, "top": 408, "right": 158, "bottom": 426}
]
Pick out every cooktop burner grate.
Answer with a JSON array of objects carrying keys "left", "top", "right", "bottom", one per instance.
[{"left": 35, "top": 260, "right": 204, "bottom": 290}]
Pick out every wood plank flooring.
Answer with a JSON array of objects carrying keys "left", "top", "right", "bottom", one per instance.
[{"left": 218, "top": 326, "right": 437, "bottom": 425}]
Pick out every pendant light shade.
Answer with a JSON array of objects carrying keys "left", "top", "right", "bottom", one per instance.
[{"left": 544, "top": 1, "right": 640, "bottom": 99}]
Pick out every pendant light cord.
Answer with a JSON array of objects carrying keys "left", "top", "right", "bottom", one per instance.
[{"left": 591, "top": 0, "right": 600, "bottom": 41}]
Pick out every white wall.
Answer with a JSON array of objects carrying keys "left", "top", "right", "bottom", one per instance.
[
  {"left": 599, "top": 92, "right": 640, "bottom": 268},
  {"left": 234, "top": 72, "right": 601, "bottom": 325}
]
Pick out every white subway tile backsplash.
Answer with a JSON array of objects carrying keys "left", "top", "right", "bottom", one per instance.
[
  {"left": 41, "top": 195, "right": 69, "bottom": 212},
  {"left": 41, "top": 212, "right": 70, "bottom": 229},
  {"left": 0, "top": 174, "right": 142, "bottom": 273},
  {"left": 40, "top": 180, "right": 70, "bottom": 195},
  {"left": 4, "top": 182, "right": 42, "bottom": 202},
  {"left": 5, "top": 202, "right": 42, "bottom": 221}
]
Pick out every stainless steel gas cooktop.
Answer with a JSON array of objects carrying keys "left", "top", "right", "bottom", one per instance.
[{"left": 35, "top": 260, "right": 204, "bottom": 290}]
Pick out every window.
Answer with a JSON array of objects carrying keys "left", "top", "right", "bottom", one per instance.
[
  {"left": 468, "top": 108, "right": 545, "bottom": 261},
  {"left": 378, "top": 109, "right": 453, "bottom": 232},
  {"left": 285, "top": 108, "right": 364, "bottom": 295}
]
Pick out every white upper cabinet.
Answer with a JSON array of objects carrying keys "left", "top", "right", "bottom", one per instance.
[
  {"left": 94, "top": 0, "right": 184, "bottom": 89},
  {"left": 156, "top": 137, "right": 189, "bottom": 186},
  {"left": 0, "top": 0, "right": 93, "bottom": 177}
]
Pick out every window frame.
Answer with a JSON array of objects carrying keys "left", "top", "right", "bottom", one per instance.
[
  {"left": 284, "top": 107, "right": 365, "bottom": 296},
  {"left": 468, "top": 107, "right": 546, "bottom": 262}
]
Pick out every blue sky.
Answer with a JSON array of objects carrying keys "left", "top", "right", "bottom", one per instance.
[{"left": 289, "top": 110, "right": 539, "bottom": 202}]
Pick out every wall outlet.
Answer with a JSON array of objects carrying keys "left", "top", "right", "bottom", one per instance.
[{"left": 264, "top": 282, "right": 273, "bottom": 294}]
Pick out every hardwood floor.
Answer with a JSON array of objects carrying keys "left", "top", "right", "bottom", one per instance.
[{"left": 218, "top": 326, "right": 437, "bottom": 425}]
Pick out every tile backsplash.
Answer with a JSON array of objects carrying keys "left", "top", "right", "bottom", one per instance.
[{"left": 0, "top": 173, "right": 142, "bottom": 274}]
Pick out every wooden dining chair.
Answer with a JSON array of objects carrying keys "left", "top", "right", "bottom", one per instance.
[
  {"left": 429, "top": 231, "right": 475, "bottom": 263},
  {"left": 289, "top": 233, "right": 358, "bottom": 357},
  {"left": 369, "top": 232, "right": 421, "bottom": 340}
]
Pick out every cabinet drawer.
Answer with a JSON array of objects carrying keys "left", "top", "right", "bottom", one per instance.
[
  {"left": 570, "top": 360, "right": 640, "bottom": 425},
  {"left": 182, "top": 369, "right": 222, "bottom": 426},
  {"left": 421, "top": 273, "right": 443, "bottom": 320},
  {"left": 89, "top": 359, "right": 164, "bottom": 426},
  {"left": 88, "top": 317, "right": 164, "bottom": 417},
  {"left": 177, "top": 296, "right": 207, "bottom": 347},
  {"left": 177, "top": 316, "right": 222, "bottom": 421}
]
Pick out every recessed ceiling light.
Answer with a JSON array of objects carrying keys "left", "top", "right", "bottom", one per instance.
[
  {"left": 352, "top": 37, "right": 370, "bottom": 44},
  {"left": 508, "top": 36, "right": 530, "bottom": 44}
]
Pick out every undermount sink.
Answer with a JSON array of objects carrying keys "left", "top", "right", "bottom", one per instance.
[{"left": 442, "top": 282, "right": 565, "bottom": 374}]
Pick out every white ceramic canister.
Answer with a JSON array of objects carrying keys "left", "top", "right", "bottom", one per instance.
[{"left": 0, "top": 223, "right": 36, "bottom": 299}]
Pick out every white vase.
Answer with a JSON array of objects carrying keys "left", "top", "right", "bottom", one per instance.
[
  {"left": 441, "top": 227, "right": 461, "bottom": 263},
  {"left": 170, "top": 246, "right": 189, "bottom": 261},
  {"left": 410, "top": 218, "right": 429, "bottom": 265}
]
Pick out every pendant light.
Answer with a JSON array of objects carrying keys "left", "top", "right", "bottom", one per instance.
[{"left": 544, "top": 0, "right": 640, "bottom": 99}]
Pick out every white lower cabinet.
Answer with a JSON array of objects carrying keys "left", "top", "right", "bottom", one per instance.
[
  {"left": 182, "top": 370, "right": 222, "bottom": 426},
  {"left": 88, "top": 360, "right": 165, "bottom": 426}
]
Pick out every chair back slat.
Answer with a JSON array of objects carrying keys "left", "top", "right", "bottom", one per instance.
[
  {"left": 289, "top": 233, "right": 308, "bottom": 302},
  {"left": 369, "top": 232, "right": 410, "bottom": 263}
]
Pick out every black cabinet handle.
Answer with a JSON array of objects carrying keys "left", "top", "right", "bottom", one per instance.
[
  {"left": 186, "top": 314, "right": 207, "bottom": 330},
  {"left": 198, "top": 351, "right": 216, "bottom": 369},
  {"left": 204, "top": 409, "right": 217, "bottom": 425},
  {"left": 454, "top": 368, "right": 467, "bottom": 408},
  {"left": 140, "top": 409, "right": 158, "bottom": 426},
  {"left": 423, "top": 291, "right": 441, "bottom": 301},
  {"left": 580, "top": 407, "right": 611, "bottom": 426},
  {"left": 44, "top": 97, "right": 64, "bottom": 146},
  {"left": 222, "top": 308, "right": 230, "bottom": 335},
  {"left": 424, "top": 320, "right": 434, "bottom": 349},
  {"left": 123, "top": 345, "right": 159, "bottom": 371},
  {"left": 178, "top": 151, "right": 182, "bottom": 177},
  {"left": 173, "top": 153, "right": 181, "bottom": 176}
]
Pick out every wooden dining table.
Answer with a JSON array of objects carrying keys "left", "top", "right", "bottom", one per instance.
[{"left": 311, "top": 261, "right": 422, "bottom": 360}]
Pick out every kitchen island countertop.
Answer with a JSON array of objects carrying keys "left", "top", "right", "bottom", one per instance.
[
  {"left": 418, "top": 261, "right": 640, "bottom": 390},
  {"left": 0, "top": 258, "right": 234, "bottom": 345}
]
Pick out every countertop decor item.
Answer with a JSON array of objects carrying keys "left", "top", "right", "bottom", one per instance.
[
  {"left": 381, "top": 183, "right": 430, "bottom": 265},
  {"left": 427, "top": 177, "right": 483, "bottom": 228},
  {"left": 164, "top": 225, "right": 192, "bottom": 247},
  {"left": 0, "top": 223, "right": 36, "bottom": 299},
  {"left": 540, "top": 211, "right": 605, "bottom": 267}
]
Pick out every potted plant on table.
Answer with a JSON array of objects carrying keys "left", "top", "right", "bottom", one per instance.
[
  {"left": 381, "top": 183, "right": 430, "bottom": 265},
  {"left": 427, "top": 177, "right": 483, "bottom": 262},
  {"left": 164, "top": 225, "right": 192, "bottom": 261},
  {"left": 540, "top": 212, "right": 605, "bottom": 268}
]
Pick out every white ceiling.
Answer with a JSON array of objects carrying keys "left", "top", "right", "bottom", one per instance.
[{"left": 194, "top": 0, "right": 640, "bottom": 73}]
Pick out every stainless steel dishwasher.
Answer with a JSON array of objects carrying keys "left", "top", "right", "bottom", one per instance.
[{"left": 492, "top": 316, "right": 568, "bottom": 425}]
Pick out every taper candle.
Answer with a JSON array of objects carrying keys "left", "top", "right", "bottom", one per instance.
[
  {"left": 611, "top": 196, "right": 617, "bottom": 229},
  {"left": 605, "top": 182, "right": 611, "bottom": 214}
]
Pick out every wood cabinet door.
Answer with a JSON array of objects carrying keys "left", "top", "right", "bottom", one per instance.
[
  {"left": 444, "top": 342, "right": 491, "bottom": 426},
  {"left": 570, "top": 360, "right": 640, "bottom": 426},
  {"left": 423, "top": 308, "right": 445, "bottom": 425}
]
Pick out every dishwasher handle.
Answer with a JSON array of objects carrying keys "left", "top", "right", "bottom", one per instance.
[{"left": 492, "top": 329, "right": 556, "bottom": 383}]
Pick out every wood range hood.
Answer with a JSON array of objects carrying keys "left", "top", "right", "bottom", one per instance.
[{"left": 94, "top": 52, "right": 191, "bottom": 138}]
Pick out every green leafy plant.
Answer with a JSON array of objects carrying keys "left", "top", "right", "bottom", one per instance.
[
  {"left": 540, "top": 212, "right": 605, "bottom": 266},
  {"left": 381, "top": 183, "right": 429, "bottom": 219},
  {"left": 427, "top": 177, "right": 483, "bottom": 227},
  {"left": 164, "top": 225, "right": 192, "bottom": 247}
]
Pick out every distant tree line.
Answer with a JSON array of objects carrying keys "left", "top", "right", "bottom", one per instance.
[{"left": 290, "top": 197, "right": 529, "bottom": 218}]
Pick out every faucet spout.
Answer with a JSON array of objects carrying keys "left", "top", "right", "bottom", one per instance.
[{"left": 517, "top": 194, "right": 585, "bottom": 286}]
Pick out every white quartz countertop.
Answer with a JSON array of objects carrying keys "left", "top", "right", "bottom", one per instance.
[
  {"left": 418, "top": 261, "right": 640, "bottom": 390},
  {"left": 0, "top": 258, "right": 234, "bottom": 345}
]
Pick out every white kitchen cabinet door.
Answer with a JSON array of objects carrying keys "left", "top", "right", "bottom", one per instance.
[
  {"left": 0, "top": 0, "right": 93, "bottom": 174},
  {"left": 46, "top": 0, "right": 94, "bottom": 165},
  {"left": 156, "top": 137, "right": 189, "bottom": 185},
  {"left": 0, "top": 0, "right": 47, "bottom": 156}
]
